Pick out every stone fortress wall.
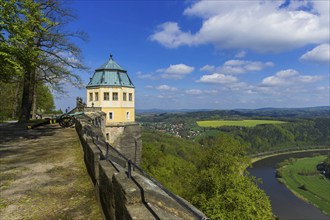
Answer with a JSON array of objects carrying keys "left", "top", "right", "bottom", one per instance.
[{"left": 75, "top": 112, "right": 207, "bottom": 220}]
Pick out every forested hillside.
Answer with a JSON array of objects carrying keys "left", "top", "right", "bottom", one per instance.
[
  {"left": 138, "top": 107, "right": 329, "bottom": 154},
  {"left": 205, "top": 118, "right": 329, "bottom": 154},
  {"left": 140, "top": 107, "right": 329, "bottom": 218},
  {"left": 141, "top": 130, "right": 273, "bottom": 219}
]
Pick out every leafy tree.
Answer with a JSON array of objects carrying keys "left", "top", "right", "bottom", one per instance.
[
  {"left": 1, "top": 0, "right": 87, "bottom": 122},
  {"left": 191, "top": 134, "right": 273, "bottom": 219},
  {"left": 0, "top": 81, "right": 22, "bottom": 121},
  {"left": 0, "top": 81, "right": 57, "bottom": 120},
  {"left": 141, "top": 130, "right": 273, "bottom": 219},
  {"left": 35, "top": 82, "right": 55, "bottom": 114}
]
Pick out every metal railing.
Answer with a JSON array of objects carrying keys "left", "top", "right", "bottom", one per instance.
[{"left": 79, "top": 117, "right": 208, "bottom": 220}]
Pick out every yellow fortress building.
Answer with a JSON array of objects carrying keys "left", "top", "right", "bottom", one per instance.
[
  {"left": 84, "top": 54, "right": 141, "bottom": 164},
  {"left": 86, "top": 54, "right": 135, "bottom": 125}
]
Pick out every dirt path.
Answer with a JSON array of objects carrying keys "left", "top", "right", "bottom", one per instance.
[{"left": 0, "top": 123, "right": 103, "bottom": 220}]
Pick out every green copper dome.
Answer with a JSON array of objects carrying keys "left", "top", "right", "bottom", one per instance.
[
  {"left": 96, "top": 54, "right": 125, "bottom": 71},
  {"left": 87, "top": 54, "right": 134, "bottom": 88}
]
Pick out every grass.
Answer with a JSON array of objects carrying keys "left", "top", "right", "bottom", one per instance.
[
  {"left": 277, "top": 156, "right": 330, "bottom": 216},
  {"left": 197, "top": 119, "right": 286, "bottom": 127}
]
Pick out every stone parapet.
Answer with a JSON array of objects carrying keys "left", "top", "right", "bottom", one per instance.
[{"left": 75, "top": 115, "right": 207, "bottom": 220}]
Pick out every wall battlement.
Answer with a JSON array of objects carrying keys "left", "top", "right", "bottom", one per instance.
[{"left": 75, "top": 113, "right": 207, "bottom": 220}]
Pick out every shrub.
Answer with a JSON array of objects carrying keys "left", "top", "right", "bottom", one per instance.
[{"left": 299, "top": 184, "right": 308, "bottom": 191}]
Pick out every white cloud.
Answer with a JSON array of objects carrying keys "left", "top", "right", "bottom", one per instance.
[
  {"left": 157, "top": 94, "right": 175, "bottom": 99},
  {"left": 150, "top": 1, "right": 329, "bottom": 52},
  {"left": 219, "top": 59, "right": 274, "bottom": 74},
  {"left": 137, "top": 72, "right": 158, "bottom": 80},
  {"left": 161, "top": 63, "right": 195, "bottom": 79},
  {"left": 200, "top": 64, "right": 215, "bottom": 72},
  {"left": 300, "top": 44, "right": 330, "bottom": 64},
  {"left": 164, "top": 64, "right": 194, "bottom": 74},
  {"left": 276, "top": 69, "right": 299, "bottom": 78},
  {"left": 198, "top": 73, "right": 238, "bottom": 84},
  {"left": 235, "top": 51, "right": 247, "bottom": 58},
  {"left": 185, "top": 89, "right": 203, "bottom": 95},
  {"left": 204, "top": 89, "right": 218, "bottom": 94},
  {"left": 261, "top": 69, "right": 322, "bottom": 87},
  {"left": 156, "top": 84, "right": 178, "bottom": 91},
  {"left": 226, "top": 82, "right": 252, "bottom": 91},
  {"left": 57, "top": 51, "right": 79, "bottom": 64},
  {"left": 149, "top": 22, "right": 194, "bottom": 48}
]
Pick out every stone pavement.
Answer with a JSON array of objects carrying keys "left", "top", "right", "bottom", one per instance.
[{"left": 0, "top": 123, "right": 103, "bottom": 220}]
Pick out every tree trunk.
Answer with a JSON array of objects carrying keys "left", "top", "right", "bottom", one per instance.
[
  {"left": 31, "top": 83, "right": 37, "bottom": 119},
  {"left": 12, "top": 82, "right": 21, "bottom": 119},
  {"left": 18, "top": 69, "right": 36, "bottom": 123}
]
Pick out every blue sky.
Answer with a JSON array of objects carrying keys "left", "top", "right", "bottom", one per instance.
[{"left": 55, "top": 0, "right": 329, "bottom": 111}]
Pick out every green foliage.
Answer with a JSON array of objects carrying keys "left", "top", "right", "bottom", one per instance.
[
  {"left": 139, "top": 109, "right": 329, "bottom": 218},
  {"left": 276, "top": 158, "right": 297, "bottom": 169},
  {"left": 35, "top": 83, "right": 55, "bottom": 113},
  {"left": 191, "top": 134, "right": 273, "bottom": 219},
  {"left": 220, "top": 119, "right": 329, "bottom": 154},
  {"left": 141, "top": 130, "right": 200, "bottom": 197},
  {"left": 0, "top": 81, "right": 56, "bottom": 120},
  {"left": 0, "top": 81, "right": 21, "bottom": 121},
  {"left": 138, "top": 109, "right": 329, "bottom": 154},
  {"left": 277, "top": 156, "right": 330, "bottom": 215},
  {"left": 141, "top": 130, "right": 273, "bottom": 219},
  {"left": 1, "top": 0, "right": 87, "bottom": 122},
  {"left": 324, "top": 156, "right": 330, "bottom": 168}
]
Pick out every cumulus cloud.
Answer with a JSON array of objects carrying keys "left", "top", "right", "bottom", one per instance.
[
  {"left": 200, "top": 64, "right": 215, "bottom": 72},
  {"left": 150, "top": 22, "right": 194, "bottom": 48},
  {"left": 300, "top": 44, "right": 330, "bottom": 64},
  {"left": 160, "top": 64, "right": 195, "bottom": 79},
  {"left": 219, "top": 60, "right": 274, "bottom": 74},
  {"left": 261, "top": 69, "right": 322, "bottom": 86},
  {"left": 156, "top": 84, "right": 178, "bottom": 91},
  {"left": 137, "top": 72, "right": 158, "bottom": 80},
  {"left": 185, "top": 89, "right": 203, "bottom": 95},
  {"left": 150, "top": 1, "right": 329, "bottom": 52},
  {"left": 198, "top": 73, "right": 238, "bottom": 84}
]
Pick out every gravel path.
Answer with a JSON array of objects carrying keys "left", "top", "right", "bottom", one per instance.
[{"left": 0, "top": 123, "right": 103, "bottom": 220}]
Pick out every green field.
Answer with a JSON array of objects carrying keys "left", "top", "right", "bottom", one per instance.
[
  {"left": 277, "top": 156, "right": 330, "bottom": 216},
  {"left": 197, "top": 119, "right": 286, "bottom": 127}
]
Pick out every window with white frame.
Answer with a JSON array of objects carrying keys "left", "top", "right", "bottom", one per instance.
[
  {"left": 104, "top": 92, "right": 109, "bottom": 101},
  {"left": 95, "top": 92, "right": 99, "bottom": 101},
  {"left": 109, "top": 112, "right": 113, "bottom": 120},
  {"left": 113, "top": 92, "right": 118, "bottom": 101},
  {"left": 126, "top": 111, "right": 130, "bottom": 120},
  {"left": 89, "top": 92, "right": 93, "bottom": 101}
]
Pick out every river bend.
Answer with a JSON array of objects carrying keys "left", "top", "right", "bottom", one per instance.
[{"left": 248, "top": 150, "right": 330, "bottom": 220}]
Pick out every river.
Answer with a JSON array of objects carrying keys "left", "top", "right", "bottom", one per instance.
[{"left": 248, "top": 150, "right": 330, "bottom": 220}]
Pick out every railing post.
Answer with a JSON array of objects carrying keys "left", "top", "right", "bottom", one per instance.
[
  {"left": 127, "top": 160, "right": 132, "bottom": 179},
  {"left": 105, "top": 143, "right": 109, "bottom": 160}
]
